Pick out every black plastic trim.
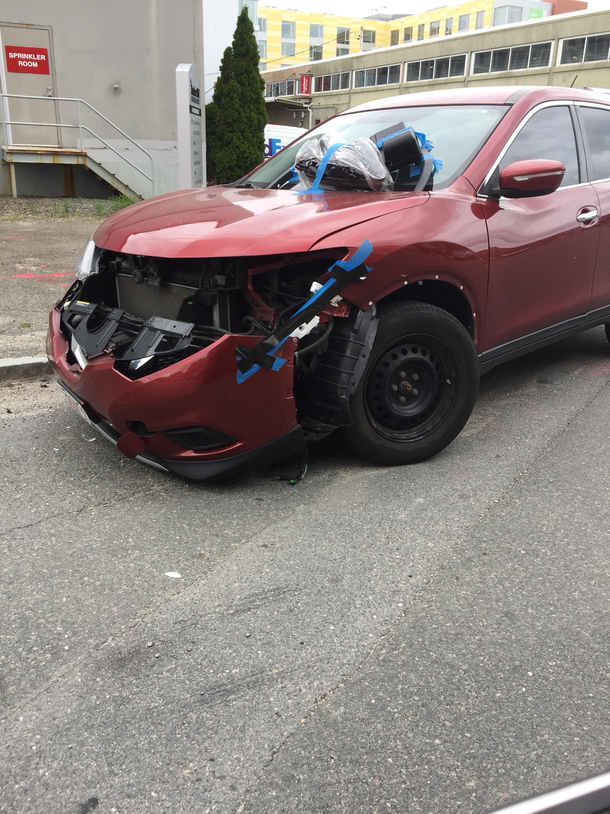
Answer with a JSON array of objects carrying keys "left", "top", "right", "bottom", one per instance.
[{"left": 479, "top": 304, "right": 610, "bottom": 374}]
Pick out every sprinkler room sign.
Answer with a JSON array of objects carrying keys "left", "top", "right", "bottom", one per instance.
[{"left": 5, "top": 46, "right": 50, "bottom": 74}]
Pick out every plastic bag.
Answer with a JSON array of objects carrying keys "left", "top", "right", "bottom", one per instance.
[{"left": 294, "top": 133, "right": 393, "bottom": 193}]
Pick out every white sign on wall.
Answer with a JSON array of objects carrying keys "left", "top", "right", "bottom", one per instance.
[{"left": 176, "top": 63, "right": 204, "bottom": 189}]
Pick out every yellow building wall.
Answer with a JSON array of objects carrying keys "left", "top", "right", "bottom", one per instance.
[
  {"left": 258, "top": 7, "right": 390, "bottom": 72},
  {"left": 258, "top": 0, "right": 495, "bottom": 72}
]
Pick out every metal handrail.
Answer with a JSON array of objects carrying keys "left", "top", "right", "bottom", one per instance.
[
  {"left": 3, "top": 121, "right": 153, "bottom": 184},
  {"left": 0, "top": 93, "right": 155, "bottom": 195}
]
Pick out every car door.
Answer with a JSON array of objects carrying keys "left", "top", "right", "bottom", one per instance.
[
  {"left": 480, "top": 103, "right": 599, "bottom": 350},
  {"left": 576, "top": 102, "right": 610, "bottom": 312}
]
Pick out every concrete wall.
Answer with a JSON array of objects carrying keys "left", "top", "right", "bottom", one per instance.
[
  {"left": 0, "top": 0, "right": 204, "bottom": 195},
  {"left": 262, "top": 8, "right": 610, "bottom": 126}
]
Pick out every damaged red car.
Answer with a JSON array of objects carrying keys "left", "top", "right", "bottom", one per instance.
[{"left": 47, "top": 86, "right": 610, "bottom": 479}]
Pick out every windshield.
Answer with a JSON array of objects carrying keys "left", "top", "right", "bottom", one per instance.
[{"left": 245, "top": 104, "right": 507, "bottom": 192}]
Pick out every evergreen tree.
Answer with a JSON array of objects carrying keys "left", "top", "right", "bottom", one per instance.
[
  {"left": 205, "top": 8, "right": 266, "bottom": 184},
  {"left": 231, "top": 6, "right": 267, "bottom": 173}
]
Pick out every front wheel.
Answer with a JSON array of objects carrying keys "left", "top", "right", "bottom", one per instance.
[{"left": 342, "top": 301, "right": 479, "bottom": 466}]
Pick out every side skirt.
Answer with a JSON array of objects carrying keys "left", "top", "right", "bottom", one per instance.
[{"left": 479, "top": 304, "right": 610, "bottom": 374}]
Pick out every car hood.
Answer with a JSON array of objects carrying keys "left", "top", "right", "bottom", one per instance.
[{"left": 93, "top": 185, "right": 429, "bottom": 258}]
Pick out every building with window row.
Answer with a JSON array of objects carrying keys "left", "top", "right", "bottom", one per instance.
[
  {"left": 261, "top": 8, "right": 610, "bottom": 127},
  {"left": 255, "top": 0, "right": 585, "bottom": 72}
]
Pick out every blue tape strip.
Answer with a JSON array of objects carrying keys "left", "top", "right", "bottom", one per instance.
[
  {"left": 236, "top": 238, "right": 374, "bottom": 383},
  {"left": 295, "top": 142, "right": 344, "bottom": 195}
]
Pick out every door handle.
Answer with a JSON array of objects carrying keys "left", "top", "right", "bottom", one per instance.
[{"left": 577, "top": 209, "right": 599, "bottom": 223}]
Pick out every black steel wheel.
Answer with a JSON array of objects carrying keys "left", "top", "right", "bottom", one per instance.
[{"left": 342, "top": 301, "right": 479, "bottom": 466}]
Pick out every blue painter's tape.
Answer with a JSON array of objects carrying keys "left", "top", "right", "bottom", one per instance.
[
  {"left": 236, "top": 238, "right": 374, "bottom": 383},
  {"left": 295, "top": 142, "right": 344, "bottom": 195},
  {"left": 334, "top": 238, "right": 373, "bottom": 272}
]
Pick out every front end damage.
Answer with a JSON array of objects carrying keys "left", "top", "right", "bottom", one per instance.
[{"left": 47, "top": 243, "right": 379, "bottom": 479}]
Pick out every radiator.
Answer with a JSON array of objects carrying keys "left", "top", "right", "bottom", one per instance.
[{"left": 116, "top": 274, "right": 197, "bottom": 320}]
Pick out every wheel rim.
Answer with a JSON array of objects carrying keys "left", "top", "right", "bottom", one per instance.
[{"left": 364, "top": 334, "right": 457, "bottom": 442}]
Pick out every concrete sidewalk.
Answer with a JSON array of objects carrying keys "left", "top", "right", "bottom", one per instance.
[{"left": 0, "top": 220, "right": 98, "bottom": 359}]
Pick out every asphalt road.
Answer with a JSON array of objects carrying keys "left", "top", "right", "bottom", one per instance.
[{"left": 1, "top": 320, "right": 609, "bottom": 813}]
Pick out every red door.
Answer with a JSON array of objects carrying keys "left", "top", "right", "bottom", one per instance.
[
  {"left": 576, "top": 103, "right": 610, "bottom": 312},
  {"left": 481, "top": 104, "right": 599, "bottom": 350}
]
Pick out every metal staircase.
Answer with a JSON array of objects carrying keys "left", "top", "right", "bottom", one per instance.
[{"left": 1, "top": 94, "right": 156, "bottom": 200}]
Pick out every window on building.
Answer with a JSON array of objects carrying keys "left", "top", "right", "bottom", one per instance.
[
  {"left": 509, "top": 45, "right": 529, "bottom": 69},
  {"left": 458, "top": 14, "right": 470, "bottom": 31},
  {"left": 281, "top": 42, "right": 296, "bottom": 56},
  {"left": 530, "top": 42, "right": 551, "bottom": 67},
  {"left": 336, "top": 26, "right": 350, "bottom": 55},
  {"left": 417, "top": 23, "right": 425, "bottom": 40},
  {"left": 404, "top": 26, "right": 413, "bottom": 41},
  {"left": 258, "top": 41, "right": 267, "bottom": 58},
  {"left": 579, "top": 105, "right": 610, "bottom": 180},
  {"left": 259, "top": 62, "right": 266, "bottom": 70},
  {"left": 310, "top": 23, "right": 324, "bottom": 39},
  {"left": 473, "top": 42, "right": 552, "bottom": 73},
  {"left": 362, "top": 29, "right": 376, "bottom": 44},
  {"left": 500, "top": 106, "right": 579, "bottom": 186},
  {"left": 560, "top": 34, "right": 610, "bottom": 65},
  {"left": 475, "top": 10, "right": 486, "bottom": 28},
  {"left": 313, "top": 71, "right": 350, "bottom": 92},
  {"left": 265, "top": 80, "right": 296, "bottom": 97},
  {"left": 450, "top": 54, "right": 466, "bottom": 75},
  {"left": 445, "top": 18, "right": 453, "bottom": 35},
  {"left": 354, "top": 63, "right": 401, "bottom": 88},
  {"left": 391, "top": 29, "right": 399, "bottom": 45},
  {"left": 405, "top": 54, "right": 467, "bottom": 81},
  {"left": 240, "top": 0, "right": 257, "bottom": 20},
  {"left": 281, "top": 20, "right": 296, "bottom": 40},
  {"left": 492, "top": 49, "right": 510, "bottom": 71},
  {"left": 310, "top": 45, "right": 323, "bottom": 60},
  {"left": 429, "top": 20, "right": 440, "bottom": 37},
  {"left": 473, "top": 51, "right": 492, "bottom": 72},
  {"left": 337, "top": 26, "right": 350, "bottom": 44},
  {"left": 560, "top": 37, "right": 585, "bottom": 63},
  {"left": 258, "top": 17, "right": 267, "bottom": 33},
  {"left": 435, "top": 57, "right": 450, "bottom": 77},
  {"left": 492, "top": 5, "right": 523, "bottom": 25}
]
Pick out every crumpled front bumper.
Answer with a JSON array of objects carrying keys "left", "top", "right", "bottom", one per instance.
[{"left": 47, "top": 307, "right": 305, "bottom": 480}]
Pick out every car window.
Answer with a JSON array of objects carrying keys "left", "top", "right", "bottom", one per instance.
[
  {"left": 245, "top": 105, "right": 507, "bottom": 192},
  {"left": 578, "top": 105, "right": 610, "bottom": 181},
  {"left": 499, "top": 106, "right": 580, "bottom": 187}
]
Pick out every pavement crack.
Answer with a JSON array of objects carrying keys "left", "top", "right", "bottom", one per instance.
[{"left": 1, "top": 484, "right": 171, "bottom": 536}]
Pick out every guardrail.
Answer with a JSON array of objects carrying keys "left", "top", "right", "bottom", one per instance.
[{"left": 0, "top": 94, "right": 155, "bottom": 197}]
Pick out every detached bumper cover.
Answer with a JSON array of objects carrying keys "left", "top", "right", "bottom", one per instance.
[{"left": 48, "top": 307, "right": 305, "bottom": 480}]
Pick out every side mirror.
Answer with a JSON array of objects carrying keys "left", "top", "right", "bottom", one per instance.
[{"left": 498, "top": 159, "right": 565, "bottom": 198}]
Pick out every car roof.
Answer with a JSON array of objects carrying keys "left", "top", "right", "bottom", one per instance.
[{"left": 348, "top": 85, "right": 610, "bottom": 112}]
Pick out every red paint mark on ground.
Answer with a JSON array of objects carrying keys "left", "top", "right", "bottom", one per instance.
[
  {"left": 587, "top": 361, "right": 610, "bottom": 377},
  {"left": 12, "top": 272, "right": 72, "bottom": 280},
  {"left": 1, "top": 237, "right": 27, "bottom": 241}
]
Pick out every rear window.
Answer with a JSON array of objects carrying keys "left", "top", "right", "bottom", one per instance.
[
  {"left": 578, "top": 104, "right": 610, "bottom": 181},
  {"left": 245, "top": 104, "right": 507, "bottom": 192}
]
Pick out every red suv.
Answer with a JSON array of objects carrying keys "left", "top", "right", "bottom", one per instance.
[{"left": 47, "top": 86, "right": 610, "bottom": 479}]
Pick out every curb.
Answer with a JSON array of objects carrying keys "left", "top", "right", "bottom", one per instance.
[{"left": 0, "top": 357, "right": 52, "bottom": 381}]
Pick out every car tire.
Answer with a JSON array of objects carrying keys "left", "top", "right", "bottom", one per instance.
[
  {"left": 341, "top": 301, "right": 479, "bottom": 466},
  {"left": 605, "top": 323, "right": 610, "bottom": 345}
]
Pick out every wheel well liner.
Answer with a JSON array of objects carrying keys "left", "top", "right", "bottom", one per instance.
[{"left": 378, "top": 280, "right": 474, "bottom": 336}]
